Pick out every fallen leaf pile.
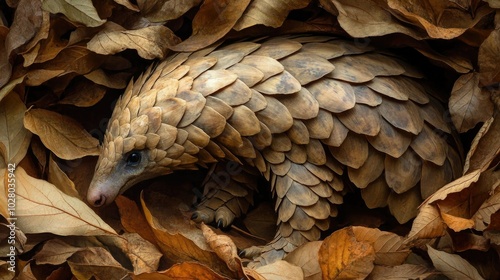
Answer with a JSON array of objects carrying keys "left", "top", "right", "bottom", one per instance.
[{"left": 0, "top": 0, "right": 499, "bottom": 279}]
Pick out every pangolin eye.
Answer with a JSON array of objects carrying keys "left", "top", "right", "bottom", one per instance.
[{"left": 126, "top": 151, "right": 142, "bottom": 167}]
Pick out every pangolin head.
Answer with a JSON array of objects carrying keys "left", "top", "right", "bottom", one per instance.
[{"left": 87, "top": 63, "right": 194, "bottom": 207}]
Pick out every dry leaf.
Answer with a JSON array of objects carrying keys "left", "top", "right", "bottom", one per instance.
[
  {"left": 87, "top": 22, "right": 180, "bottom": 59},
  {"left": 472, "top": 168, "right": 500, "bottom": 230},
  {"left": 115, "top": 195, "right": 157, "bottom": 246},
  {"left": 319, "top": 227, "right": 376, "bottom": 279},
  {"left": 136, "top": 0, "right": 202, "bottom": 22},
  {"left": 67, "top": 247, "right": 129, "bottom": 279},
  {"left": 170, "top": 0, "right": 251, "bottom": 52},
  {"left": 0, "top": 26, "right": 11, "bottom": 88},
  {"left": 42, "top": 0, "right": 106, "bottom": 27},
  {"left": 367, "top": 264, "right": 434, "bottom": 280},
  {"left": 252, "top": 260, "right": 304, "bottom": 280},
  {"left": 427, "top": 245, "right": 484, "bottom": 280},
  {"left": 133, "top": 262, "right": 228, "bottom": 280},
  {"left": 440, "top": 211, "right": 474, "bottom": 232},
  {"left": 0, "top": 93, "right": 31, "bottom": 165},
  {"left": 323, "top": 0, "right": 426, "bottom": 39},
  {"left": 234, "top": 0, "right": 311, "bottom": 30},
  {"left": 24, "top": 108, "right": 99, "bottom": 160},
  {"left": 407, "top": 204, "right": 447, "bottom": 241},
  {"left": 140, "top": 186, "right": 233, "bottom": 276},
  {"left": 478, "top": 26, "right": 500, "bottom": 86},
  {"left": 83, "top": 69, "right": 130, "bottom": 89},
  {"left": 464, "top": 116, "right": 500, "bottom": 172},
  {"left": 201, "top": 223, "right": 244, "bottom": 277},
  {"left": 47, "top": 154, "right": 81, "bottom": 198},
  {"left": 284, "top": 241, "right": 322, "bottom": 280},
  {"left": 58, "top": 79, "right": 107, "bottom": 107},
  {"left": 449, "top": 73, "right": 494, "bottom": 133},
  {"left": 352, "top": 226, "right": 410, "bottom": 266},
  {"left": 15, "top": 166, "right": 117, "bottom": 236}
]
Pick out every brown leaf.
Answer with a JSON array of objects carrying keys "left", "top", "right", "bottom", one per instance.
[
  {"left": 47, "top": 154, "right": 81, "bottom": 198},
  {"left": 58, "top": 79, "right": 107, "bottom": 107},
  {"left": 322, "top": 0, "right": 426, "bottom": 39},
  {"left": 201, "top": 223, "right": 244, "bottom": 277},
  {"left": 115, "top": 195, "right": 158, "bottom": 246},
  {"left": 83, "top": 69, "right": 130, "bottom": 89},
  {"left": 479, "top": 28, "right": 500, "bottom": 85},
  {"left": 427, "top": 245, "right": 484, "bottom": 280},
  {"left": 234, "top": 0, "right": 311, "bottom": 30},
  {"left": 352, "top": 226, "right": 410, "bottom": 266},
  {"left": 42, "top": 0, "right": 106, "bottom": 27},
  {"left": 24, "top": 108, "right": 99, "bottom": 160},
  {"left": 0, "top": 93, "right": 31, "bottom": 165},
  {"left": 472, "top": 168, "right": 500, "bottom": 230},
  {"left": 87, "top": 22, "right": 180, "bottom": 59},
  {"left": 464, "top": 116, "right": 500, "bottom": 172},
  {"left": 0, "top": 26, "right": 11, "bottom": 88},
  {"left": 368, "top": 264, "right": 434, "bottom": 280},
  {"left": 15, "top": 166, "right": 117, "bottom": 236},
  {"left": 319, "top": 227, "right": 376, "bottom": 279},
  {"left": 407, "top": 204, "right": 447, "bottom": 241},
  {"left": 5, "top": 0, "right": 44, "bottom": 59},
  {"left": 449, "top": 73, "right": 494, "bottom": 133},
  {"left": 133, "top": 262, "right": 228, "bottom": 280},
  {"left": 284, "top": 241, "right": 322, "bottom": 280},
  {"left": 170, "top": 0, "right": 251, "bottom": 52},
  {"left": 254, "top": 260, "right": 304, "bottom": 280},
  {"left": 141, "top": 186, "right": 233, "bottom": 276},
  {"left": 68, "top": 247, "right": 129, "bottom": 279},
  {"left": 386, "top": 0, "right": 493, "bottom": 39},
  {"left": 440, "top": 211, "right": 474, "bottom": 232},
  {"left": 137, "top": 0, "right": 202, "bottom": 22},
  {"left": 243, "top": 202, "right": 277, "bottom": 241}
]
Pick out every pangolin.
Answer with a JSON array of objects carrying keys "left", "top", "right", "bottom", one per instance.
[{"left": 87, "top": 35, "right": 462, "bottom": 265}]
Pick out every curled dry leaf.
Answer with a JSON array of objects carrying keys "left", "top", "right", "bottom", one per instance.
[
  {"left": 319, "top": 227, "right": 376, "bottom": 279},
  {"left": 170, "top": 0, "right": 251, "bottom": 52},
  {"left": 115, "top": 195, "right": 157, "bottom": 245},
  {"left": 407, "top": 204, "right": 447, "bottom": 241},
  {"left": 234, "top": 0, "right": 311, "bottom": 30},
  {"left": 67, "top": 247, "right": 129, "bottom": 280},
  {"left": 42, "top": 0, "right": 106, "bottom": 27},
  {"left": 14, "top": 166, "right": 117, "bottom": 236},
  {"left": 449, "top": 73, "right": 494, "bottom": 133},
  {"left": 201, "top": 223, "right": 244, "bottom": 277},
  {"left": 472, "top": 168, "right": 500, "bottom": 231},
  {"left": 24, "top": 108, "right": 99, "bottom": 160},
  {"left": 87, "top": 22, "right": 180, "bottom": 59},
  {"left": 427, "top": 245, "right": 485, "bottom": 280},
  {"left": 47, "top": 154, "right": 80, "bottom": 198},
  {"left": 0, "top": 93, "right": 31, "bottom": 165},
  {"left": 464, "top": 116, "right": 499, "bottom": 173}
]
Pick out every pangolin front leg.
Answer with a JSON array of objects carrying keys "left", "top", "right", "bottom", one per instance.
[{"left": 192, "top": 162, "right": 259, "bottom": 228}]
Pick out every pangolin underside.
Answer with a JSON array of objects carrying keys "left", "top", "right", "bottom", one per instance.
[{"left": 87, "top": 35, "right": 462, "bottom": 266}]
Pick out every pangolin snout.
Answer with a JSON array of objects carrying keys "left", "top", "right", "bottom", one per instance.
[{"left": 87, "top": 191, "right": 107, "bottom": 207}]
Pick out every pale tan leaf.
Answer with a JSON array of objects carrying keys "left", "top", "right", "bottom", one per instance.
[
  {"left": 0, "top": 93, "right": 31, "bottom": 165},
  {"left": 427, "top": 245, "right": 484, "bottom": 280},
  {"left": 407, "top": 204, "right": 446, "bottom": 241},
  {"left": 0, "top": 75, "right": 25, "bottom": 104},
  {"left": 449, "top": 73, "right": 494, "bottom": 132},
  {"left": 234, "top": 0, "right": 311, "bottom": 30},
  {"left": 254, "top": 260, "right": 304, "bottom": 280},
  {"left": 47, "top": 154, "right": 80, "bottom": 198},
  {"left": 319, "top": 227, "right": 376, "bottom": 279},
  {"left": 87, "top": 22, "right": 180, "bottom": 59},
  {"left": 15, "top": 167, "right": 117, "bottom": 236},
  {"left": 42, "top": 0, "right": 106, "bottom": 27},
  {"left": 24, "top": 108, "right": 99, "bottom": 160},
  {"left": 472, "top": 168, "right": 500, "bottom": 230},
  {"left": 426, "top": 170, "right": 481, "bottom": 204},
  {"left": 284, "top": 241, "right": 322, "bottom": 280}
]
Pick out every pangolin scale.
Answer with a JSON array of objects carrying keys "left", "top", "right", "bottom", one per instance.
[{"left": 87, "top": 35, "right": 462, "bottom": 265}]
